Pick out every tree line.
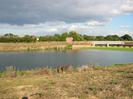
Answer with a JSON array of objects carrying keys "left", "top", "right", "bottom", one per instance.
[{"left": 0, "top": 31, "right": 132, "bottom": 43}]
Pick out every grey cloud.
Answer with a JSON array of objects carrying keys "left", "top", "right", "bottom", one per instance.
[
  {"left": 0, "top": 0, "right": 133, "bottom": 25},
  {"left": 120, "top": 0, "right": 133, "bottom": 12}
]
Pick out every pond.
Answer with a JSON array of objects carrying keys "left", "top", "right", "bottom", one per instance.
[{"left": 0, "top": 49, "right": 133, "bottom": 70}]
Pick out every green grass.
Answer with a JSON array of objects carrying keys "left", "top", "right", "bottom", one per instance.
[
  {"left": 0, "top": 64, "right": 133, "bottom": 99},
  {"left": 88, "top": 46, "right": 133, "bottom": 51},
  {"left": 65, "top": 44, "right": 72, "bottom": 49}
]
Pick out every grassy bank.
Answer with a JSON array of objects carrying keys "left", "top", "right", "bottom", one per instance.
[
  {"left": 0, "top": 64, "right": 133, "bottom": 99},
  {"left": 88, "top": 46, "right": 133, "bottom": 52},
  {"left": 0, "top": 42, "right": 67, "bottom": 52},
  {"left": 0, "top": 42, "right": 133, "bottom": 52}
]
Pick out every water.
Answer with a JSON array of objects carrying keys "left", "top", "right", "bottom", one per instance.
[{"left": 0, "top": 49, "right": 133, "bottom": 70}]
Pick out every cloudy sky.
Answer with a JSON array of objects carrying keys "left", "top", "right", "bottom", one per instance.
[{"left": 0, "top": 0, "right": 133, "bottom": 36}]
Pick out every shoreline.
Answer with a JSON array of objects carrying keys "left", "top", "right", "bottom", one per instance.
[
  {"left": 0, "top": 46, "right": 133, "bottom": 52},
  {"left": 86, "top": 46, "right": 133, "bottom": 52},
  {"left": 0, "top": 42, "right": 133, "bottom": 52},
  {"left": 0, "top": 63, "right": 133, "bottom": 99},
  {"left": 0, "top": 63, "right": 132, "bottom": 75}
]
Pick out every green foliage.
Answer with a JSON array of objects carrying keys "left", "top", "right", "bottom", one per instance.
[
  {"left": 0, "top": 33, "right": 37, "bottom": 43},
  {"left": 0, "top": 33, "right": 20, "bottom": 42},
  {"left": 21, "top": 35, "right": 37, "bottom": 42},
  {"left": 105, "top": 35, "right": 121, "bottom": 41},
  {"left": 95, "top": 36, "right": 105, "bottom": 41},
  {"left": 83, "top": 35, "right": 96, "bottom": 41},
  {"left": 0, "top": 32, "right": 132, "bottom": 42},
  {"left": 60, "top": 32, "right": 69, "bottom": 41},
  {"left": 39, "top": 31, "right": 85, "bottom": 41},
  {"left": 89, "top": 46, "right": 133, "bottom": 52},
  {"left": 121, "top": 34, "right": 133, "bottom": 41},
  {"left": 69, "top": 31, "right": 84, "bottom": 41},
  {"left": 65, "top": 44, "right": 72, "bottom": 49}
]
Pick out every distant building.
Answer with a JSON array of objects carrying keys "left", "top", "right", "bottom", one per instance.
[{"left": 66, "top": 37, "right": 73, "bottom": 44}]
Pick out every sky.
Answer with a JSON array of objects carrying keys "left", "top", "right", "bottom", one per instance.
[{"left": 0, "top": 0, "right": 133, "bottom": 36}]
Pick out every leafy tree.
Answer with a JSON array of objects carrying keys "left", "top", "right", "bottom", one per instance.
[
  {"left": 60, "top": 32, "right": 69, "bottom": 41},
  {"left": 95, "top": 36, "right": 105, "bottom": 41},
  {"left": 54, "top": 34, "right": 61, "bottom": 41},
  {"left": 112, "top": 35, "right": 121, "bottom": 41},
  {"left": 105, "top": 35, "right": 121, "bottom": 41},
  {"left": 0, "top": 33, "right": 19, "bottom": 42},
  {"left": 83, "top": 35, "right": 96, "bottom": 41},
  {"left": 22, "top": 35, "right": 37, "bottom": 42},
  {"left": 0, "top": 32, "right": 132, "bottom": 42},
  {"left": 121, "top": 34, "right": 132, "bottom": 41},
  {"left": 4, "top": 33, "right": 18, "bottom": 38},
  {"left": 69, "top": 31, "right": 84, "bottom": 41}
]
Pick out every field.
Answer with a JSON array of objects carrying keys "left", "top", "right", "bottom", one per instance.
[
  {"left": 89, "top": 46, "right": 133, "bottom": 52},
  {"left": 0, "top": 64, "right": 133, "bottom": 99}
]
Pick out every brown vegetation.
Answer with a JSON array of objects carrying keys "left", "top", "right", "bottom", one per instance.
[
  {"left": 0, "top": 64, "right": 133, "bottom": 99},
  {"left": 0, "top": 42, "right": 67, "bottom": 51}
]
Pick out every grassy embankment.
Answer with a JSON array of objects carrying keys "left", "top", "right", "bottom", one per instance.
[
  {"left": 0, "top": 64, "right": 133, "bottom": 99},
  {"left": 0, "top": 42, "right": 67, "bottom": 52},
  {"left": 88, "top": 46, "right": 133, "bottom": 52},
  {"left": 0, "top": 42, "right": 133, "bottom": 52},
  {"left": 0, "top": 42, "right": 73, "bottom": 52}
]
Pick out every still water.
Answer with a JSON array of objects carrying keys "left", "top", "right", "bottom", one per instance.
[{"left": 0, "top": 49, "right": 133, "bottom": 70}]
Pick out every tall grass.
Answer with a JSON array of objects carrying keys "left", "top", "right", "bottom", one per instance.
[{"left": 0, "top": 64, "right": 132, "bottom": 99}]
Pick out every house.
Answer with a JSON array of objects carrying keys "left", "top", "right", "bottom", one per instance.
[{"left": 66, "top": 37, "right": 73, "bottom": 44}]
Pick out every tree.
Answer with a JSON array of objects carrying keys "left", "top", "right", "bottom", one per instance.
[
  {"left": 69, "top": 31, "right": 84, "bottom": 41},
  {"left": 105, "top": 35, "right": 121, "bottom": 41},
  {"left": 112, "top": 35, "right": 121, "bottom": 41},
  {"left": 121, "top": 34, "right": 132, "bottom": 41},
  {"left": 83, "top": 35, "right": 96, "bottom": 41},
  {"left": 60, "top": 32, "right": 69, "bottom": 41},
  {"left": 22, "top": 35, "right": 37, "bottom": 42},
  {"left": 0, "top": 33, "right": 20, "bottom": 42},
  {"left": 0, "top": 32, "right": 132, "bottom": 42},
  {"left": 4, "top": 33, "right": 14, "bottom": 37},
  {"left": 54, "top": 34, "right": 61, "bottom": 41},
  {"left": 95, "top": 36, "right": 105, "bottom": 41}
]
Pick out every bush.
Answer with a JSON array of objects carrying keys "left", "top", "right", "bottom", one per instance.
[{"left": 65, "top": 44, "right": 72, "bottom": 49}]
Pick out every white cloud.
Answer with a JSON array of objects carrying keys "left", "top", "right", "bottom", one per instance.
[
  {"left": 0, "top": 21, "right": 132, "bottom": 36},
  {"left": 120, "top": 25, "right": 129, "bottom": 29},
  {"left": 86, "top": 20, "right": 106, "bottom": 26},
  {"left": 0, "top": 21, "right": 100, "bottom": 35},
  {"left": 119, "top": 30, "right": 133, "bottom": 36}
]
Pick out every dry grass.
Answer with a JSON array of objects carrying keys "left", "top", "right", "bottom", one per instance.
[
  {"left": 0, "top": 64, "right": 133, "bottom": 99},
  {"left": 0, "top": 42, "right": 67, "bottom": 51}
]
